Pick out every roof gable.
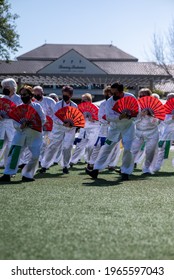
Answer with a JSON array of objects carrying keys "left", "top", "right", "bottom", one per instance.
[{"left": 38, "top": 49, "right": 106, "bottom": 75}]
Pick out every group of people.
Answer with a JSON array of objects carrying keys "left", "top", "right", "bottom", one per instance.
[{"left": 0, "top": 77, "right": 174, "bottom": 183}]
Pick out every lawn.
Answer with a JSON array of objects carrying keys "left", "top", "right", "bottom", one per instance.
[{"left": 0, "top": 151, "right": 174, "bottom": 260}]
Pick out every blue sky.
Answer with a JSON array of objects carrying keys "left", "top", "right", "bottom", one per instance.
[{"left": 9, "top": 0, "right": 174, "bottom": 61}]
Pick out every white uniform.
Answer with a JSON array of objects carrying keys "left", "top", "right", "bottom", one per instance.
[
  {"left": 41, "top": 99, "right": 77, "bottom": 169},
  {"left": 151, "top": 114, "right": 174, "bottom": 171},
  {"left": 0, "top": 93, "right": 21, "bottom": 165},
  {"left": 4, "top": 102, "right": 46, "bottom": 179},
  {"left": 35, "top": 96, "right": 56, "bottom": 161},
  {"left": 70, "top": 103, "right": 100, "bottom": 164},
  {"left": 131, "top": 113, "right": 160, "bottom": 174},
  {"left": 93, "top": 93, "right": 135, "bottom": 174},
  {"left": 88, "top": 100, "right": 121, "bottom": 167}
]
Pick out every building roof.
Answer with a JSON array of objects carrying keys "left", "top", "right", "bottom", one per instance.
[
  {"left": 0, "top": 44, "right": 172, "bottom": 89},
  {"left": 17, "top": 44, "right": 138, "bottom": 62}
]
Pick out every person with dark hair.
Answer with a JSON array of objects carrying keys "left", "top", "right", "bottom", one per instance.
[
  {"left": 86, "top": 82, "right": 136, "bottom": 181},
  {"left": 39, "top": 85, "right": 77, "bottom": 174},
  {"left": 0, "top": 85, "right": 46, "bottom": 182}
]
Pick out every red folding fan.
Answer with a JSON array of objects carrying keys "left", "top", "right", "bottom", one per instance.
[
  {"left": 55, "top": 106, "right": 85, "bottom": 128},
  {"left": 164, "top": 98, "right": 174, "bottom": 114},
  {"left": 138, "top": 96, "right": 166, "bottom": 120},
  {"left": 112, "top": 96, "right": 139, "bottom": 117},
  {"left": 78, "top": 102, "right": 99, "bottom": 121},
  {"left": 0, "top": 98, "right": 16, "bottom": 118},
  {"left": 9, "top": 104, "right": 42, "bottom": 132},
  {"left": 43, "top": 115, "right": 53, "bottom": 131}
]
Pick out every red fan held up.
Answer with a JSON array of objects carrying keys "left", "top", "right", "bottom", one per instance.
[
  {"left": 112, "top": 96, "right": 139, "bottom": 118},
  {"left": 9, "top": 104, "right": 42, "bottom": 132},
  {"left": 78, "top": 102, "right": 99, "bottom": 121},
  {"left": 164, "top": 98, "right": 174, "bottom": 115},
  {"left": 43, "top": 115, "right": 53, "bottom": 131},
  {"left": 0, "top": 98, "right": 16, "bottom": 118},
  {"left": 55, "top": 106, "right": 85, "bottom": 128},
  {"left": 138, "top": 96, "right": 166, "bottom": 120}
]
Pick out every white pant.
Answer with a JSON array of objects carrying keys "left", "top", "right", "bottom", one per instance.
[
  {"left": 41, "top": 123, "right": 76, "bottom": 168},
  {"left": 4, "top": 128, "right": 42, "bottom": 178}
]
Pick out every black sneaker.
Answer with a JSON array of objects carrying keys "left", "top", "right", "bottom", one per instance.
[
  {"left": 39, "top": 167, "right": 47, "bottom": 173},
  {"left": 0, "top": 174, "right": 11, "bottom": 182},
  {"left": 87, "top": 163, "right": 93, "bottom": 170},
  {"left": 22, "top": 176, "right": 35, "bottom": 182},
  {"left": 18, "top": 164, "right": 26, "bottom": 169},
  {"left": 69, "top": 162, "right": 74, "bottom": 168},
  {"left": 121, "top": 173, "right": 129, "bottom": 181},
  {"left": 63, "top": 167, "right": 69, "bottom": 174},
  {"left": 85, "top": 168, "right": 98, "bottom": 179}
]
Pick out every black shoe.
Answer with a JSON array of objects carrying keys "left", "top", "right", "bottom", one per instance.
[
  {"left": 39, "top": 167, "right": 47, "bottom": 173},
  {"left": 69, "top": 162, "right": 74, "bottom": 168},
  {"left": 0, "top": 174, "right": 11, "bottom": 182},
  {"left": 63, "top": 167, "right": 69, "bottom": 174},
  {"left": 22, "top": 176, "right": 35, "bottom": 182},
  {"left": 18, "top": 163, "right": 26, "bottom": 169},
  {"left": 121, "top": 173, "right": 129, "bottom": 181},
  {"left": 87, "top": 163, "right": 93, "bottom": 170},
  {"left": 108, "top": 166, "right": 115, "bottom": 171},
  {"left": 115, "top": 168, "right": 121, "bottom": 174},
  {"left": 134, "top": 163, "right": 137, "bottom": 169},
  {"left": 85, "top": 168, "right": 98, "bottom": 179}
]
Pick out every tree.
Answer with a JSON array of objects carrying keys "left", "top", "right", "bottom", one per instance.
[
  {"left": 152, "top": 19, "right": 174, "bottom": 79},
  {"left": 0, "top": 0, "right": 20, "bottom": 60}
]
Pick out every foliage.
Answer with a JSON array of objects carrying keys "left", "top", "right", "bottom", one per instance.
[
  {"left": 151, "top": 19, "right": 174, "bottom": 79},
  {"left": 0, "top": 0, "right": 20, "bottom": 60}
]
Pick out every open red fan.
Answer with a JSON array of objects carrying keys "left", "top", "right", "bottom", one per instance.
[
  {"left": 0, "top": 98, "right": 16, "bottom": 118},
  {"left": 43, "top": 115, "right": 53, "bottom": 131},
  {"left": 9, "top": 104, "right": 42, "bottom": 132},
  {"left": 55, "top": 106, "right": 85, "bottom": 128},
  {"left": 78, "top": 102, "right": 99, "bottom": 121},
  {"left": 138, "top": 96, "right": 166, "bottom": 120},
  {"left": 112, "top": 96, "right": 139, "bottom": 117},
  {"left": 164, "top": 98, "right": 174, "bottom": 114}
]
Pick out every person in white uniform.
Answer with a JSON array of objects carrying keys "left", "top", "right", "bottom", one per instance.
[
  {"left": 0, "top": 86, "right": 46, "bottom": 183},
  {"left": 87, "top": 86, "right": 121, "bottom": 170},
  {"left": 32, "top": 86, "right": 56, "bottom": 162},
  {"left": 86, "top": 82, "right": 136, "bottom": 181},
  {"left": 0, "top": 78, "right": 21, "bottom": 166},
  {"left": 151, "top": 93, "right": 174, "bottom": 172},
  {"left": 131, "top": 88, "right": 160, "bottom": 175},
  {"left": 39, "top": 86, "right": 77, "bottom": 174},
  {"left": 70, "top": 93, "right": 100, "bottom": 166}
]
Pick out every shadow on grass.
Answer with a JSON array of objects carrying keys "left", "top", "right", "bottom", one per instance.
[
  {"left": 34, "top": 172, "right": 69, "bottom": 179},
  {"left": 151, "top": 171, "right": 174, "bottom": 177},
  {"left": 82, "top": 177, "right": 123, "bottom": 187}
]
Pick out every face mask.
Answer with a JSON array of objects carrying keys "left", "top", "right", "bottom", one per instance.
[
  {"left": 63, "top": 95, "right": 70, "bottom": 102},
  {"left": 105, "top": 95, "right": 110, "bottom": 100},
  {"left": 21, "top": 95, "right": 31, "bottom": 104},
  {"left": 113, "top": 95, "right": 121, "bottom": 101},
  {"left": 3, "top": 88, "right": 11, "bottom": 96},
  {"left": 34, "top": 95, "right": 42, "bottom": 101}
]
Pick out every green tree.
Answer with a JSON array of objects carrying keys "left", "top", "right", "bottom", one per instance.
[{"left": 0, "top": 0, "right": 20, "bottom": 60}]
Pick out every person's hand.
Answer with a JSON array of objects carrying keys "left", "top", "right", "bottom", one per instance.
[
  {"left": 63, "top": 120, "right": 73, "bottom": 128},
  {"left": 141, "top": 108, "right": 154, "bottom": 117},
  {"left": 119, "top": 110, "right": 131, "bottom": 120},
  {"left": 20, "top": 120, "right": 30, "bottom": 129}
]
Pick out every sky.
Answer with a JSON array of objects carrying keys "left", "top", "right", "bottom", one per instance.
[{"left": 8, "top": 0, "right": 174, "bottom": 62}]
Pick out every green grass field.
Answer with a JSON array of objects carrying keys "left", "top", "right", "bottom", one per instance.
[{"left": 0, "top": 151, "right": 174, "bottom": 260}]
